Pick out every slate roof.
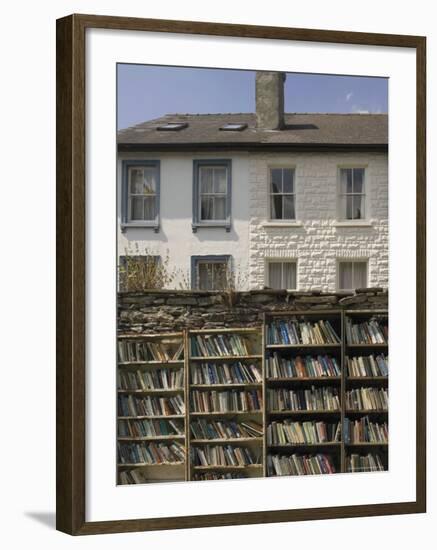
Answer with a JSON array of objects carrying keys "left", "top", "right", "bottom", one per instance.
[{"left": 117, "top": 113, "right": 388, "bottom": 151}]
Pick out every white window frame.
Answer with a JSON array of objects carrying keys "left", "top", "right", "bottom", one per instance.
[
  {"left": 268, "top": 165, "right": 297, "bottom": 222},
  {"left": 265, "top": 259, "right": 298, "bottom": 290},
  {"left": 337, "top": 165, "right": 368, "bottom": 222},
  {"left": 337, "top": 259, "right": 369, "bottom": 291}
]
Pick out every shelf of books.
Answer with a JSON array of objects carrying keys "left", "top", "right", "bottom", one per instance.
[
  {"left": 264, "top": 310, "right": 343, "bottom": 477},
  {"left": 344, "top": 310, "right": 389, "bottom": 473},
  {"left": 187, "top": 327, "right": 265, "bottom": 481},
  {"left": 117, "top": 332, "right": 187, "bottom": 485}
]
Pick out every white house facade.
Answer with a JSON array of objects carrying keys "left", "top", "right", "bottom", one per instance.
[{"left": 117, "top": 72, "right": 388, "bottom": 293}]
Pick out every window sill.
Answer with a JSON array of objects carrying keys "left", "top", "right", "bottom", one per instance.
[
  {"left": 334, "top": 221, "right": 373, "bottom": 228},
  {"left": 192, "top": 222, "right": 231, "bottom": 233},
  {"left": 121, "top": 223, "right": 159, "bottom": 233},
  {"left": 261, "top": 221, "right": 303, "bottom": 228}
]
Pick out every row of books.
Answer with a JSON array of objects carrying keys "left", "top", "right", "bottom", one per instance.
[
  {"left": 191, "top": 362, "right": 262, "bottom": 385},
  {"left": 345, "top": 387, "right": 388, "bottom": 411},
  {"left": 119, "top": 469, "right": 148, "bottom": 485},
  {"left": 192, "top": 472, "right": 246, "bottom": 481},
  {"left": 346, "top": 355, "right": 388, "bottom": 377},
  {"left": 118, "top": 418, "right": 184, "bottom": 438},
  {"left": 267, "top": 453, "right": 336, "bottom": 476},
  {"left": 267, "top": 421, "right": 341, "bottom": 446},
  {"left": 346, "top": 453, "right": 386, "bottom": 472},
  {"left": 190, "top": 390, "right": 262, "bottom": 413},
  {"left": 191, "top": 445, "right": 259, "bottom": 467},
  {"left": 346, "top": 319, "right": 388, "bottom": 345},
  {"left": 118, "top": 368, "right": 184, "bottom": 391},
  {"left": 344, "top": 417, "right": 388, "bottom": 444},
  {"left": 267, "top": 320, "right": 340, "bottom": 346},
  {"left": 118, "top": 394, "right": 185, "bottom": 417},
  {"left": 266, "top": 354, "right": 340, "bottom": 379},
  {"left": 190, "top": 419, "right": 263, "bottom": 440},
  {"left": 118, "top": 441, "right": 185, "bottom": 465},
  {"left": 267, "top": 387, "right": 340, "bottom": 412},
  {"left": 118, "top": 340, "right": 184, "bottom": 363},
  {"left": 190, "top": 334, "right": 251, "bottom": 357}
]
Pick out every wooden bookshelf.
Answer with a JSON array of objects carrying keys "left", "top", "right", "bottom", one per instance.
[{"left": 117, "top": 308, "right": 388, "bottom": 484}]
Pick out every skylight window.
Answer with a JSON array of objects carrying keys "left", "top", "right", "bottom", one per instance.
[
  {"left": 156, "top": 122, "right": 188, "bottom": 131},
  {"left": 219, "top": 123, "right": 248, "bottom": 131}
]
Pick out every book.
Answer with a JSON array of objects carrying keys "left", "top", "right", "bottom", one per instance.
[
  {"left": 192, "top": 472, "right": 247, "bottom": 481},
  {"left": 118, "top": 368, "right": 184, "bottom": 390},
  {"left": 346, "top": 453, "right": 386, "bottom": 472},
  {"left": 191, "top": 445, "right": 259, "bottom": 467},
  {"left": 267, "top": 420, "right": 340, "bottom": 445},
  {"left": 119, "top": 468, "right": 149, "bottom": 485},
  {"left": 267, "top": 319, "right": 340, "bottom": 345},
  {"left": 118, "top": 418, "right": 185, "bottom": 438},
  {"left": 118, "top": 339, "right": 183, "bottom": 363},
  {"left": 190, "top": 419, "right": 263, "bottom": 440},
  {"left": 191, "top": 362, "right": 262, "bottom": 385},
  {"left": 266, "top": 353, "right": 341, "bottom": 378},
  {"left": 117, "top": 441, "right": 185, "bottom": 465},
  {"left": 345, "top": 387, "right": 388, "bottom": 411},
  {"left": 190, "top": 334, "right": 252, "bottom": 357},
  {"left": 267, "top": 386, "right": 340, "bottom": 412},
  {"left": 267, "top": 453, "right": 336, "bottom": 476},
  {"left": 190, "top": 389, "right": 262, "bottom": 413},
  {"left": 345, "top": 318, "right": 388, "bottom": 345},
  {"left": 346, "top": 354, "right": 388, "bottom": 377},
  {"left": 118, "top": 394, "right": 185, "bottom": 417},
  {"left": 343, "top": 417, "right": 388, "bottom": 444}
]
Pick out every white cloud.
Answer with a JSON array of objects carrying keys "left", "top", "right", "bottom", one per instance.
[{"left": 346, "top": 92, "right": 353, "bottom": 102}]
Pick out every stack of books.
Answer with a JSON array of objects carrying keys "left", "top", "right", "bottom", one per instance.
[
  {"left": 191, "top": 362, "right": 262, "bottom": 385},
  {"left": 118, "top": 441, "right": 185, "bottom": 465},
  {"left": 190, "top": 419, "right": 263, "bottom": 440},
  {"left": 118, "top": 418, "right": 185, "bottom": 438},
  {"left": 191, "top": 445, "right": 258, "bottom": 467},
  {"left": 192, "top": 472, "right": 246, "bottom": 481},
  {"left": 346, "top": 388, "right": 388, "bottom": 411},
  {"left": 119, "top": 469, "right": 148, "bottom": 485},
  {"left": 267, "top": 421, "right": 341, "bottom": 445},
  {"left": 346, "top": 355, "right": 388, "bottom": 377},
  {"left": 118, "top": 368, "right": 184, "bottom": 390},
  {"left": 267, "top": 453, "right": 336, "bottom": 476},
  {"left": 346, "top": 453, "right": 385, "bottom": 472},
  {"left": 191, "top": 334, "right": 251, "bottom": 357},
  {"left": 346, "top": 319, "right": 388, "bottom": 345},
  {"left": 190, "top": 389, "right": 262, "bottom": 413},
  {"left": 267, "top": 387, "right": 340, "bottom": 411},
  {"left": 118, "top": 394, "right": 185, "bottom": 417},
  {"left": 344, "top": 417, "right": 388, "bottom": 444},
  {"left": 267, "top": 319, "right": 340, "bottom": 345},
  {"left": 118, "top": 340, "right": 184, "bottom": 362},
  {"left": 267, "top": 354, "right": 340, "bottom": 378}
]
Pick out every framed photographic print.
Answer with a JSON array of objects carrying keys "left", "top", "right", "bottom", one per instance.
[{"left": 56, "top": 14, "right": 426, "bottom": 535}]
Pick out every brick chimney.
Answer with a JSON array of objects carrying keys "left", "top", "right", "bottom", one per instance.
[{"left": 255, "top": 72, "right": 286, "bottom": 130}]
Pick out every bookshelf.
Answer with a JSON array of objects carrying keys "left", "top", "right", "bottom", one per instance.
[
  {"left": 117, "top": 332, "right": 187, "bottom": 484},
  {"left": 116, "top": 308, "right": 388, "bottom": 484},
  {"left": 344, "top": 310, "right": 389, "bottom": 472}
]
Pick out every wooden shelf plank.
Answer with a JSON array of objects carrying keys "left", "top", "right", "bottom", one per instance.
[
  {"left": 192, "top": 464, "right": 263, "bottom": 470},
  {"left": 118, "top": 435, "right": 185, "bottom": 441},
  {"left": 266, "top": 343, "right": 341, "bottom": 349},
  {"left": 118, "top": 462, "right": 185, "bottom": 468},
  {"left": 190, "top": 437, "right": 263, "bottom": 444},
  {"left": 346, "top": 343, "right": 388, "bottom": 348},
  {"left": 268, "top": 409, "right": 341, "bottom": 415},
  {"left": 266, "top": 376, "right": 341, "bottom": 383},
  {"left": 118, "top": 415, "right": 185, "bottom": 420},
  {"left": 118, "top": 360, "right": 184, "bottom": 366},
  {"left": 268, "top": 442, "right": 341, "bottom": 448},
  {"left": 118, "top": 388, "right": 184, "bottom": 394},
  {"left": 190, "top": 383, "right": 262, "bottom": 389},
  {"left": 346, "top": 442, "right": 388, "bottom": 446},
  {"left": 190, "top": 355, "right": 262, "bottom": 361},
  {"left": 190, "top": 411, "right": 262, "bottom": 417},
  {"left": 346, "top": 376, "right": 388, "bottom": 382},
  {"left": 345, "top": 409, "right": 388, "bottom": 414}
]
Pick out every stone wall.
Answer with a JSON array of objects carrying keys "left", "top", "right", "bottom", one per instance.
[
  {"left": 118, "top": 287, "right": 388, "bottom": 335},
  {"left": 248, "top": 151, "right": 388, "bottom": 291}
]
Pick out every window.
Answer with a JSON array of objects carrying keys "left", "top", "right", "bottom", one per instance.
[
  {"left": 122, "top": 160, "right": 160, "bottom": 231},
  {"left": 269, "top": 168, "right": 296, "bottom": 220},
  {"left": 267, "top": 261, "right": 297, "bottom": 290},
  {"left": 156, "top": 122, "right": 188, "bottom": 131},
  {"left": 193, "top": 160, "right": 231, "bottom": 232},
  {"left": 118, "top": 255, "right": 162, "bottom": 291},
  {"left": 339, "top": 168, "right": 366, "bottom": 220},
  {"left": 338, "top": 261, "right": 368, "bottom": 291},
  {"left": 219, "top": 123, "right": 248, "bottom": 131},
  {"left": 191, "top": 256, "right": 231, "bottom": 290}
]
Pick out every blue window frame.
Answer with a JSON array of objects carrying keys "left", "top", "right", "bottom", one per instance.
[
  {"left": 121, "top": 160, "right": 160, "bottom": 232},
  {"left": 191, "top": 255, "right": 231, "bottom": 290},
  {"left": 192, "top": 159, "right": 232, "bottom": 232}
]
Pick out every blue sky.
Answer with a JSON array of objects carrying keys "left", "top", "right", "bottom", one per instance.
[{"left": 117, "top": 64, "right": 388, "bottom": 130}]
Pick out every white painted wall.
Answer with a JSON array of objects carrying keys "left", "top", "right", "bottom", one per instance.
[
  {"left": 118, "top": 151, "right": 250, "bottom": 288},
  {"left": 248, "top": 151, "right": 388, "bottom": 291},
  {"left": 118, "top": 150, "right": 388, "bottom": 291}
]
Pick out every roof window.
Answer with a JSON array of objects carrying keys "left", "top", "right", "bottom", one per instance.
[
  {"left": 219, "top": 123, "right": 248, "bottom": 131},
  {"left": 156, "top": 122, "right": 189, "bottom": 131}
]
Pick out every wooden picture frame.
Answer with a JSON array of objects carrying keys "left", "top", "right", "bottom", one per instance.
[{"left": 56, "top": 13, "right": 426, "bottom": 535}]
